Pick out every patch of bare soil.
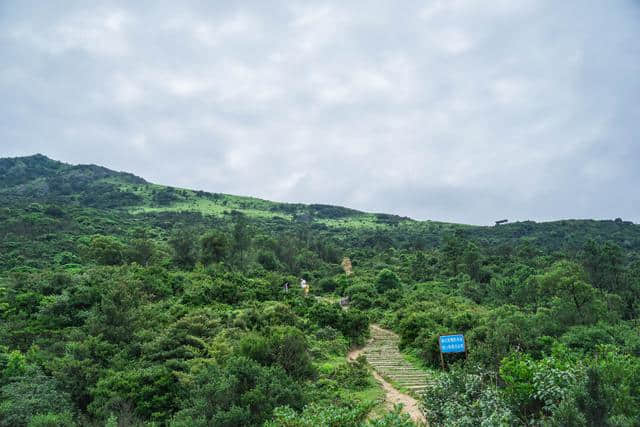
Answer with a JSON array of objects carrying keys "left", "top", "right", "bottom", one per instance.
[{"left": 370, "top": 369, "right": 427, "bottom": 425}]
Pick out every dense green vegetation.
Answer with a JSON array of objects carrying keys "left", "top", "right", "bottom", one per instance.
[{"left": 1, "top": 154, "right": 639, "bottom": 426}]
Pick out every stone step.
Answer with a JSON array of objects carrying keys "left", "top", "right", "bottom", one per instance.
[
  {"left": 379, "top": 372, "right": 424, "bottom": 376},
  {"left": 380, "top": 372, "right": 424, "bottom": 376},
  {"left": 366, "top": 355, "right": 405, "bottom": 357},
  {"left": 372, "top": 368, "right": 418, "bottom": 371},
  {"left": 379, "top": 371, "right": 424, "bottom": 376},
  {"left": 393, "top": 374, "right": 427, "bottom": 380},
  {"left": 370, "top": 365, "right": 416, "bottom": 369},
  {"left": 395, "top": 381, "right": 428, "bottom": 385},
  {"left": 388, "top": 376, "right": 427, "bottom": 379},
  {"left": 371, "top": 363, "right": 415, "bottom": 366},
  {"left": 388, "top": 370, "right": 427, "bottom": 378},
  {"left": 366, "top": 357, "right": 406, "bottom": 360},
  {"left": 363, "top": 325, "right": 432, "bottom": 399},
  {"left": 376, "top": 366, "right": 421, "bottom": 369},
  {"left": 395, "top": 381, "right": 427, "bottom": 388},
  {"left": 369, "top": 363, "right": 410, "bottom": 366},
  {"left": 378, "top": 368, "right": 423, "bottom": 371},
  {"left": 387, "top": 375, "right": 427, "bottom": 379},
  {"left": 373, "top": 365, "right": 420, "bottom": 369}
]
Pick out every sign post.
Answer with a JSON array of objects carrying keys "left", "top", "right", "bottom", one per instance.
[{"left": 438, "top": 334, "right": 466, "bottom": 370}]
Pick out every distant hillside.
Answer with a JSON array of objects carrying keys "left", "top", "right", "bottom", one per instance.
[
  {"left": 1, "top": 154, "right": 638, "bottom": 252},
  {"left": 0, "top": 154, "right": 146, "bottom": 209},
  {"left": 0, "top": 154, "right": 413, "bottom": 227},
  {"left": 0, "top": 153, "right": 145, "bottom": 187}
]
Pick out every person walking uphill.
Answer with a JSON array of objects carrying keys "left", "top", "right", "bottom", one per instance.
[{"left": 300, "top": 278, "right": 310, "bottom": 296}]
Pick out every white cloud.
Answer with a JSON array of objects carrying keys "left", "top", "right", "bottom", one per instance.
[
  {"left": 433, "top": 28, "right": 474, "bottom": 55},
  {"left": 11, "top": 8, "right": 132, "bottom": 57}
]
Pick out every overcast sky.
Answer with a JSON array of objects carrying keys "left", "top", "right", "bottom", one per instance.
[{"left": 1, "top": 1, "right": 639, "bottom": 225}]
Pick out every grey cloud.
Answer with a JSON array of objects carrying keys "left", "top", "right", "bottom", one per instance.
[{"left": 1, "top": 0, "right": 639, "bottom": 224}]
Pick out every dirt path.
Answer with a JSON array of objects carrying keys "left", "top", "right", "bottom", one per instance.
[{"left": 349, "top": 326, "right": 428, "bottom": 425}]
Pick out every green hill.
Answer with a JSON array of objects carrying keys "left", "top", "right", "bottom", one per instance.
[
  {"left": 0, "top": 154, "right": 413, "bottom": 226},
  {"left": 2, "top": 154, "right": 638, "bottom": 253}
]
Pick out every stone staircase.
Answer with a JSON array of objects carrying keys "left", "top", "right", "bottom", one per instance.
[{"left": 362, "top": 326, "right": 430, "bottom": 396}]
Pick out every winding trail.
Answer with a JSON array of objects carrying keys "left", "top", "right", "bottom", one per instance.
[{"left": 349, "top": 325, "right": 428, "bottom": 425}]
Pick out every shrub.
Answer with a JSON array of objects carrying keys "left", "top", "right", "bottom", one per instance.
[
  {"left": 27, "top": 412, "right": 75, "bottom": 427},
  {"left": 375, "top": 269, "right": 400, "bottom": 293},
  {"left": 0, "top": 369, "right": 73, "bottom": 427},
  {"left": 172, "top": 357, "right": 304, "bottom": 426},
  {"left": 421, "top": 365, "right": 516, "bottom": 426}
]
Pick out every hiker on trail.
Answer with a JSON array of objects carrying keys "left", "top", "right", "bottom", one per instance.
[
  {"left": 283, "top": 282, "right": 289, "bottom": 292},
  {"left": 300, "top": 279, "right": 310, "bottom": 296}
]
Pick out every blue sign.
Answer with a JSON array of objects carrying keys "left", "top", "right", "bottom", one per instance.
[{"left": 439, "top": 334, "right": 465, "bottom": 353}]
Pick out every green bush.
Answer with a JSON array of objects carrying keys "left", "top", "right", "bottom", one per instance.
[
  {"left": 0, "top": 369, "right": 73, "bottom": 427},
  {"left": 27, "top": 412, "right": 75, "bottom": 427},
  {"left": 421, "top": 365, "right": 516, "bottom": 426},
  {"left": 88, "top": 365, "right": 176, "bottom": 422},
  {"left": 172, "top": 357, "right": 304, "bottom": 426},
  {"left": 376, "top": 269, "right": 401, "bottom": 293}
]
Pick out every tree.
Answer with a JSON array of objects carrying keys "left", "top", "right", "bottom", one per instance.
[
  {"left": 126, "top": 238, "right": 155, "bottom": 266},
  {"left": 340, "top": 308, "right": 369, "bottom": 346},
  {"left": 442, "top": 231, "right": 466, "bottom": 276},
  {"left": 88, "top": 235, "right": 125, "bottom": 266},
  {"left": 376, "top": 269, "right": 400, "bottom": 293},
  {"left": 200, "top": 231, "right": 229, "bottom": 265},
  {"left": 576, "top": 367, "right": 609, "bottom": 426},
  {"left": 89, "top": 366, "right": 177, "bottom": 422},
  {"left": 153, "top": 187, "right": 178, "bottom": 206},
  {"left": 171, "top": 357, "right": 304, "bottom": 426},
  {"left": 582, "top": 240, "right": 625, "bottom": 293},
  {"left": 257, "top": 250, "right": 280, "bottom": 271},
  {"left": 536, "top": 261, "right": 603, "bottom": 325},
  {"left": 412, "top": 251, "right": 429, "bottom": 281},
  {"left": 232, "top": 214, "right": 252, "bottom": 268},
  {"left": 169, "top": 231, "right": 197, "bottom": 269},
  {"left": 270, "top": 327, "right": 316, "bottom": 380},
  {"left": 0, "top": 368, "right": 73, "bottom": 427},
  {"left": 463, "top": 242, "right": 482, "bottom": 282}
]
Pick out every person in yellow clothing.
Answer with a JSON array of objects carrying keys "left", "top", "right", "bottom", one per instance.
[{"left": 300, "top": 278, "right": 310, "bottom": 296}]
